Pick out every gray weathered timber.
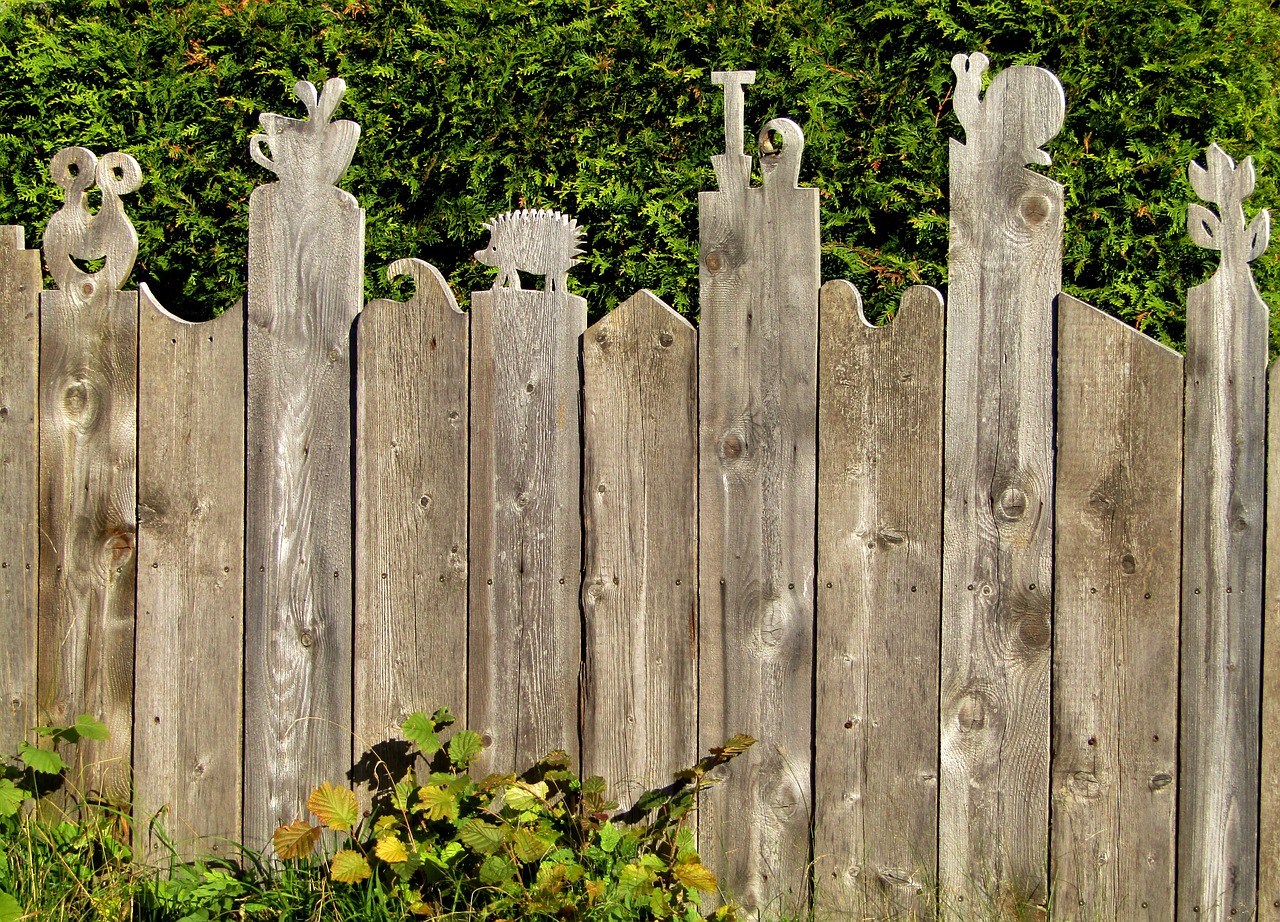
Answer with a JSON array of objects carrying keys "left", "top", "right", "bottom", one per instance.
[
  {"left": 939, "top": 53, "right": 1064, "bottom": 903},
  {"left": 469, "top": 283, "right": 586, "bottom": 775},
  {"left": 244, "top": 79, "right": 364, "bottom": 849},
  {"left": 134, "top": 288, "right": 244, "bottom": 860},
  {"left": 1260, "top": 357, "right": 1280, "bottom": 921},
  {"left": 812, "top": 281, "right": 944, "bottom": 919},
  {"left": 1178, "top": 145, "right": 1270, "bottom": 922},
  {"left": 581, "top": 289, "right": 697, "bottom": 803},
  {"left": 1051, "top": 294, "right": 1182, "bottom": 922},
  {"left": 38, "top": 287, "right": 139, "bottom": 804},
  {"left": 355, "top": 259, "right": 469, "bottom": 754},
  {"left": 38, "top": 146, "right": 141, "bottom": 804},
  {"left": 0, "top": 227, "right": 40, "bottom": 753},
  {"left": 697, "top": 71, "right": 819, "bottom": 911}
]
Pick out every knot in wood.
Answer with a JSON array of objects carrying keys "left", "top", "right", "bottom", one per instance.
[
  {"left": 1120, "top": 553, "right": 1137, "bottom": 574},
  {"left": 658, "top": 331, "right": 674, "bottom": 347},
  {"left": 1018, "top": 192, "right": 1053, "bottom": 227},
  {"left": 995, "top": 486, "right": 1027, "bottom": 522},
  {"left": 720, "top": 430, "right": 747, "bottom": 462}
]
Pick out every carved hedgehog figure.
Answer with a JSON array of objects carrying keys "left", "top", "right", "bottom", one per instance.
[{"left": 475, "top": 208, "right": 584, "bottom": 294}]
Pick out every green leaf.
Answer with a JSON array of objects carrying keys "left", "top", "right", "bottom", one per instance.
[
  {"left": 0, "top": 780, "right": 25, "bottom": 818},
  {"left": 401, "top": 712, "right": 441, "bottom": 755},
  {"left": 330, "top": 849, "right": 372, "bottom": 884},
  {"left": 458, "top": 819, "right": 504, "bottom": 855},
  {"left": 597, "top": 820, "right": 622, "bottom": 853},
  {"left": 511, "top": 826, "right": 552, "bottom": 863},
  {"left": 448, "top": 730, "right": 484, "bottom": 768},
  {"left": 17, "top": 742, "right": 65, "bottom": 775},
  {"left": 72, "top": 714, "right": 109, "bottom": 741},
  {"left": 0, "top": 891, "right": 19, "bottom": 922},
  {"left": 307, "top": 782, "right": 359, "bottom": 832},
  {"left": 478, "top": 854, "right": 517, "bottom": 885},
  {"left": 414, "top": 784, "right": 458, "bottom": 821},
  {"left": 617, "top": 863, "right": 654, "bottom": 902}
]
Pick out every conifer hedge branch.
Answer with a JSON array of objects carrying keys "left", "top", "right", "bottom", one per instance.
[{"left": 0, "top": 0, "right": 1276, "bottom": 348}]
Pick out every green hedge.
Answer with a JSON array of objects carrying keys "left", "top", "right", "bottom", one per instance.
[{"left": 0, "top": 0, "right": 1277, "bottom": 349}]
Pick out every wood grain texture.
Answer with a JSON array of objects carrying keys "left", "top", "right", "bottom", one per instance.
[
  {"left": 581, "top": 289, "right": 697, "bottom": 804},
  {"left": 133, "top": 288, "right": 244, "bottom": 860},
  {"left": 697, "top": 101, "right": 819, "bottom": 911},
  {"left": 812, "top": 281, "right": 944, "bottom": 919},
  {"left": 1178, "top": 145, "right": 1269, "bottom": 922},
  {"left": 468, "top": 286, "right": 586, "bottom": 775},
  {"left": 1260, "top": 356, "right": 1280, "bottom": 922},
  {"left": 939, "top": 53, "right": 1065, "bottom": 905},
  {"left": 37, "top": 284, "right": 138, "bottom": 805},
  {"left": 1051, "top": 294, "right": 1182, "bottom": 922},
  {"left": 355, "top": 259, "right": 469, "bottom": 754},
  {"left": 244, "top": 177, "right": 364, "bottom": 850},
  {"left": 0, "top": 227, "right": 41, "bottom": 754}
]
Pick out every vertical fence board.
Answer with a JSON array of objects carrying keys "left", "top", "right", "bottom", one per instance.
[
  {"left": 355, "top": 259, "right": 469, "bottom": 756},
  {"left": 1178, "top": 145, "right": 1269, "bottom": 921},
  {"left": 469, "top": 285, "right": 586, "bottom": 774},
  {"left": 813, "top": 281, "right": 944, "bottom": 918},
  {"left": 939, "top": 54, "right": 1065, "bottom": 904},
  {"left": 581, "top": 289, "right": 697, "bottom": 802},
  {"left": 243, "top": 81, "right": 365, "bottom": 848},
  {"left": 38, "top": 286, "right": 138, "bottom": 803},
  {"left": 697, "top": 73, "right": 819, "bottom": 911},
  {"left": 0, "top": 227, "right": 40, "bottom": 753},
  {"left": 1051, "top": 294, "right": 1181, "bottom": 922},
  {"left": 1260, "top": 356, "right": 1280, "bottom": 921},
  {"left": 134, "top": 289, "right": 244, "bottom": 859}
]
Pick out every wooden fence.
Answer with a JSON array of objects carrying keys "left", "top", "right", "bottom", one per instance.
[{"left": 0, "top": 57, "right": 1278, "bottom": 921}]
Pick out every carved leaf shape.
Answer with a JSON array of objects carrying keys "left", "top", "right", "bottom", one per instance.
[
  {"left": 294, "top": 80, "right": 319, "bottom": 115},
  {"left": 1248, "top": 209, "right": 1271, "bottom": 261},
  {"left": 1189, "top": 158, "right": 1214, "bottom": 203},
  {"left": 1187, "top": 203, "right": 1221, "bottom": 251}
]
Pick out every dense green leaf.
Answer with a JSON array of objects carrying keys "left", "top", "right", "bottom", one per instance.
[
  {"left": 401, "top": 712, "right": 441, "bottom": 755},
  {"left": 0, "top": 780, "right": 25, "bottom": 818},
  {"left": 330, "top": 849, "right": 373, "bottom": 884},
  {"left": 0, "top": 892, "right": 19, "bottom": 922},
  {"left": 17, "top": 742, "right": 65, "bottom": 775},
  {"left": 447, "top": 730, "right": 484, "bottom": 768}
]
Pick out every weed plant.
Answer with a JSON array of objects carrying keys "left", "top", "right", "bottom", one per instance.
[{"left": 0, "top": 708, "right": 753, "bottom": 922}]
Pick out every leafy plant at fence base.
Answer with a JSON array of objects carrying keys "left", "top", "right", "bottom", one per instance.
[{"left": 274, "top": 705, "right": 754, "bottom": 920}]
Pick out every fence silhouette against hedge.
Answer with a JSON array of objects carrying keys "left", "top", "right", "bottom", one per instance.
[{"left": 1, "top": 56, "right": 1278, "bottom": 922}]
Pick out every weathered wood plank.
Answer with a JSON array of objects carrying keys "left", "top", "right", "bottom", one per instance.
[
  {"left": 134, "top": 288, "right": 244, "bottom": 860},
  {"left": 697, "top": 71, "right": 819, "bottom": 912},
  {"left": 37, "top": 147, "right": 141, "bottom": 805},
  {"left": 1178, "top": 144, "right": 1269, "bottom": 922},
  {"left": 243, "top": 79, "right": 364, "bottom": 849},
  {"left": 812, "top": 281, "right": 944, "bottom": 919},
  {"left": 469, "top": 286, "right": 586, "bottom": 775},
  {"left": 939, "top": 53, "right": 1065, "bottom": 904},
  {"left": 0, "top": 227, "right": 41, "bottom": 753},
  {"left": 581, "top": 289, "right": 697, "bottom": 803},
  {"left": 355, "top": 259, "right": 469, "bottom": 759},
  {"left": 469, "top": 208, "right": 586, "bottom": 775},
  {"left": 1050, "top": 294, "right": 1181, "bottom": 922},
  {"left": 1260, "top": 356, "right": 1280, "bottom": 921}
]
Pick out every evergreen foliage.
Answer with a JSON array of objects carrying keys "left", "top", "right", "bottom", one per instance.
[{"left": 0, "top": 0, "right": 1276, "bottom": 347}]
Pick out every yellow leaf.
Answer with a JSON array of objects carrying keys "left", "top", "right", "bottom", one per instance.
[
  {"left": 272, "top": 821, "right": 321, "bottom": 860},
  {"left": 375, "top": 835, "right": 409, "bottom": 863},
  {"left": 330, "top": 849, "right": 373, "bottom": 884},
  {"left": 308, "top": 782, "right": 359, "bottom": 831},
  {"left": 672, "top": 858, "right": 718, "bottom": 893}
]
